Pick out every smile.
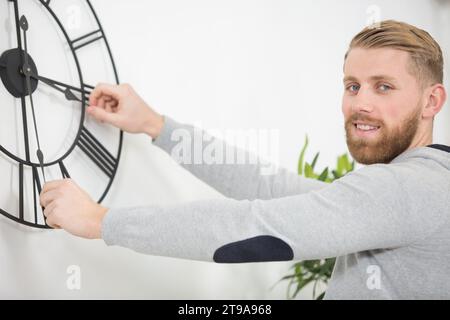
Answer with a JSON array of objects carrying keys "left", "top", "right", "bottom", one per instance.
[{"left": 353, "top": 123, "right": 381, "bottom": 137}]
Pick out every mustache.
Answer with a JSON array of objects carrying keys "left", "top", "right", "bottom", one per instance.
[{"left": 346, "top": 114, "right": 383, "bottom": 127}]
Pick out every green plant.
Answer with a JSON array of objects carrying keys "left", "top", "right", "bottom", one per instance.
[{"left": 280, "top": 135, "right": 355, "bottom": 300}]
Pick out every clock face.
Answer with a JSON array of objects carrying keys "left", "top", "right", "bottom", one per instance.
[{"left": 0, "top": 0, "right": 123, "bottom": 228}]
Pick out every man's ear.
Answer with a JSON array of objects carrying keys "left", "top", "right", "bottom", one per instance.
[{"left": 422, "top": 83, "right": 446, "bottom": 119}]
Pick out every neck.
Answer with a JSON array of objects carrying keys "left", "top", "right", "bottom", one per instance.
[{"left": 408, "top": 127, "right": 433, "bottom": 150}]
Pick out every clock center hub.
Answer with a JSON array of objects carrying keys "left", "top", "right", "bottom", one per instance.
[{"left": 0, "top": 48, "right": 39, "bottom": 98}]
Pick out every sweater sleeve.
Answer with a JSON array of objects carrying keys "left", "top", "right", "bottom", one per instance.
[
  {"left": 151, "top": 116, "right": 327, "bottom": 200},
  {"left": 102, "top": 160, "right": 445, "bottom": 263}
]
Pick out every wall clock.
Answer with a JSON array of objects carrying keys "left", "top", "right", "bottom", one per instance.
[{"left": 0, "top": 0, "right": 123, "bottom": 228}]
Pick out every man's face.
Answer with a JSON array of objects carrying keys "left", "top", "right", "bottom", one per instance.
[{"left": 342, "top": 48, "right": 424, "bottom": 165}]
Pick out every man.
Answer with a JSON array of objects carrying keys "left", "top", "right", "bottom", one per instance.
[{"left": 39, "top": 20, "right": 449, "bottom": 299}]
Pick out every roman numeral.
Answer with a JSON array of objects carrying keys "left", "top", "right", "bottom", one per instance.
[
  {"left": 58, "top": 161, "right": 71, "bottom": 178},
  {"left": 76, "top": 126, "right": 117, "bottom": 178},
  {"left": 81, "top": 83, "right": 94, "bottom": 105},
  {"left": 32, "top": 166, "right": 43, "bottom": 224},
  {"left": 19, "top": 163, "right": 24, "bottom": 220},
  {"left": 17, "top": 162, "right": 70, "bottom": 226},
  {"left": 71, "top": 29, "right": 104, "bottom": 51},
  {"left": 18, "top": 164, "right": 45, "bottom": 224}
]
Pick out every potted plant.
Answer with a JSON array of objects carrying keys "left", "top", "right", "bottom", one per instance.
[{"left": 279, "top": 136, "right": 355, "bottom": 299}]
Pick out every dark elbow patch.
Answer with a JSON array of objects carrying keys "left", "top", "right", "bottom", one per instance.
[{"left": 213, "top": 235, "right": 294, "bottom": 263}]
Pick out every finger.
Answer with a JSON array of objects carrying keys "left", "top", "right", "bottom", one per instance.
[
  {"left": 86, "top": 106, "right": 120, "bottom": 127},
  {"left": 44, "top": 202, "right": 62, "bottom": 229},
  {"left": 43, "top": 200, "right": 57, "bottom": 218},
  {"left": 40, "top": 189, "right": 61, "bottom": 208},
  {"left": 109, "top": 99, "right": 118, "bottom": 109},
  {"left": 46, "top": 214, "right": 61, "bottom": 229},
  {"left": 98, "top": 96, "right": 108, "bottom": 109},
  {"left": 89, "top": 83, "right": 120, "bottom": 107},
  {"left": 105, "top": 102, "right": 113, "bottom": 113},
  {"left": 41, "top": 179, "right": 65, "bottom": 194},
  {"left": 108, "top": 101, "right": 118, "bottom": 113}
]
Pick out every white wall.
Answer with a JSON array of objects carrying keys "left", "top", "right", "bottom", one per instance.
[{"left": 0, "top": 0, "right": 448, "bottom": 299}]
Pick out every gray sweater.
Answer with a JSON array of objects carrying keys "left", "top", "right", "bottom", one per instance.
[{"left": 102, "top": 116, "right": 450, "bottom": 299}]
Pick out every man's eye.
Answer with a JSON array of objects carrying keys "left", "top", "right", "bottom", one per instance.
[
  {"left": 378, "top": 84, "right": 392, "bottom": 92},
  {"left": 346, "top": 84, "right": 360, "bottom": 92}
]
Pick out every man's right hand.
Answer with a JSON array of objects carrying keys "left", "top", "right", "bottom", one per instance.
[{"left": 87, "top": 83, "right": 164, "bottom": 140}]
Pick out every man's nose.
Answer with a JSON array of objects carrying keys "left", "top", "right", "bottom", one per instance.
[{"left": 351, "top": 87, "right": 375, "bottom": 113}]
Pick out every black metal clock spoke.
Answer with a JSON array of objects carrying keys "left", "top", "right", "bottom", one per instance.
[
  {"left": 20, "top": 15, "right": 47, "bottom": 183},
  {"left": 77, "top": 126, "right": 117, "bottom": 178},
  {"left": 71, "top": 29, "right": 104, "bottom": 51},
  {"left": 19, "top": 163, "right": 24, "bottom": 220},
  {"left": 58, "top": 161, "right": 71, "bottom": 178},
  {"left": 32, "top": 166, "right": 45, "bottom": 225},
  {"left": 11, "top": 0, "right": 23, "bottom": 51}
]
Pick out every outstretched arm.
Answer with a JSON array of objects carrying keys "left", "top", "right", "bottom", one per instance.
[
  {"left": 39, "top": 160, "right": 445, "bottom": 263},
  {"left": 85, "top": 83, "right": 327, "bottom": 201},
  {"left": 152, "top": 116, "right": 327, "bottom": 200}
]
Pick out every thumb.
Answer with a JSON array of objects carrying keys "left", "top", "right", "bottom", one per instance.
[{"left": 87, "top": 106, "right": 120, "bottom": 127}]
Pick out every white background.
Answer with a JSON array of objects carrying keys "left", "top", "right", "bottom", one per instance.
[{"left": 0, "top": 0, "right": 449, "bottom": 299}]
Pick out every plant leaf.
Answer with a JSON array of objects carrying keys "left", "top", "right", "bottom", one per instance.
[
  {"left": 311, "top": 152, "right": 319, "bottom": 170},
  {"left": 298, "top": 135, "right": 308, "bottom": 175},
  {"left": 331, "top": 169, "right": 340, "bottom": 179},
  {"left": 316, "top": 291, "right": 326, "bottom": 300},
  {"left": 304, "top": 163, "right": 313, "bottom": 178},
  {"left": 285, "top": 140, "right": 357, "bottom": 299},
  {"left": 318, "top": 167, "right": 328, "bottom": 181},
  {"left": 336, "top": 155, "right": 345, "bottom": 175}
]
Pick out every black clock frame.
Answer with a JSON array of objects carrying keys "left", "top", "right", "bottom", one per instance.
[{"left": 0, "top": 0, "right": 123, "bottom": 229}]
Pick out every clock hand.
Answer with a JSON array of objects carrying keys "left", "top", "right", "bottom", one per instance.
[
  {"left": 6, "top": 0, "right": 33, "bottom": 163},
  {"left": 12, "top": 0, "right": 24, "bottom": 51},
  {"left": 28, "top": 72, "right": 90, "bottom": 104},
  {"left": 20, "top": 15, "right": 46, "bottom": 183}
]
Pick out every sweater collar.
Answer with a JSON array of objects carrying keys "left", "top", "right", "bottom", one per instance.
[{"left": 426, "top": 144, "right": 450, "bottom": 153}]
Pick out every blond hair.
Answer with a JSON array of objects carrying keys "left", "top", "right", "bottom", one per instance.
[{"left": 345, "top": 20, "right": 443, "bottom": 88}]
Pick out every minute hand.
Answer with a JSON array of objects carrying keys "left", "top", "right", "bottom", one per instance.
[
  {"left": 28, "top": 72, "right": 91, "bottom": 104},
  {"left": 20, "top": 15, "right": 46, "bottom": 183}
]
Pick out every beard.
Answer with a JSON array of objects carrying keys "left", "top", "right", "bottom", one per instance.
[{"left": 345, "top": 106, "right": 422, "bottom": 165}]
